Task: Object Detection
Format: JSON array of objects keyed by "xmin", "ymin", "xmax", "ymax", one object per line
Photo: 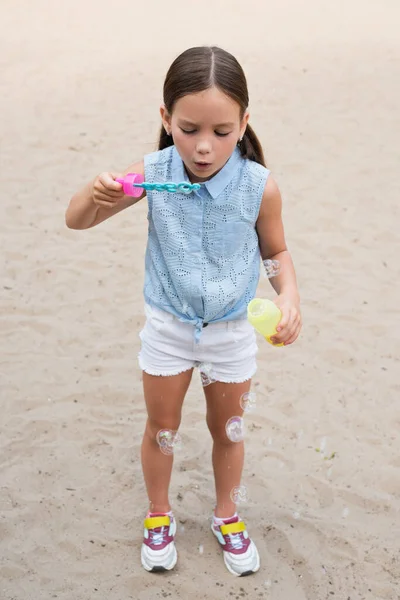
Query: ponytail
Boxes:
[
  {"xmin": 158, "ymin": 126, "xmax": 174, "ymax": 151},
  {"xmin": 238, "ymin": 124, "xmax": 266, "ymax": 167}
]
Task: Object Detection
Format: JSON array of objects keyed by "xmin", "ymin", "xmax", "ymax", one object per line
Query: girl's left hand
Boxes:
[{"xmin": 270, "ymin": 293, "xmax": 302, "ymax": 346}]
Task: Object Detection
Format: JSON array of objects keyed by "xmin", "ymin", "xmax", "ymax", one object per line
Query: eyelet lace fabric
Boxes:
[{"xmin": 143, "ymin": 146, "xmax": 270, "ymax": 336}]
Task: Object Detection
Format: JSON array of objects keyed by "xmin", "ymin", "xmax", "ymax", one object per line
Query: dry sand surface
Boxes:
[{"xmin": 1, "ymin": 1, "xmax": 399, "ymax": 598}]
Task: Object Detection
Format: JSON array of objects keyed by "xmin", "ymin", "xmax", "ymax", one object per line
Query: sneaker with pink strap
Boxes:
[
  {"xmin": 211, "ymin": 515, "xmax": 260, "ymax": 576},
  {"xmin": 141, "ymin": 512, "xmax": 177, "ymax": 572}
]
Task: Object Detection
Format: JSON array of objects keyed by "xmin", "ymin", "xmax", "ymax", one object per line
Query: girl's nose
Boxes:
[{"xmin": 196, "ymin": 139, "xmax": 212, "ymax": 154}]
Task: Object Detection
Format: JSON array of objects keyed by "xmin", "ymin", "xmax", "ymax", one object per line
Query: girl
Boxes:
[{"xmin": 66, "ymin": 46, "xmax": 301, "ymax": 577}]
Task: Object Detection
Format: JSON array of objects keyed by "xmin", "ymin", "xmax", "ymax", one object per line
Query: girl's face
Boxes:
[{"xmin": 161, "ymin": 87, "xmax": 249, "ymax": 183}]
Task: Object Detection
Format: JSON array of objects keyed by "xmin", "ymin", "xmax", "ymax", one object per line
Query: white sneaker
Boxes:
[
  {"xmin": 141, "ymin": 513, "xmax": 177, "ymax": 572},
  {"xmin": 211, "ymin": 515, "xmax": 260, "ymax": 576}
]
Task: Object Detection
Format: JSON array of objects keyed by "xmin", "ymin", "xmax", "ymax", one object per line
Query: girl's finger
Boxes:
[
  {"xmin": 276, "ymin": 309, "xmax": 290, "ymax": 332},
  {"xmin": 98, "ymin": 173, "xmax": 124, "ymax": 191},
  {"xmin": 285, "ymin": 316, "xmax": 301, "ymax": 341},
  {"xmin": 283, "ymin": 324, "xmax": 302, "ymax": 346},
  {"xmin": 271, "ymin": 328, "xmax": 288, "ymax": 344},
  {"xmin": 274, "ymin": 314, "xmax": 299, "ymax": 344},
  {"xmin": 95, "ymin": 185, "xmax": 124, "ymax": 198}
]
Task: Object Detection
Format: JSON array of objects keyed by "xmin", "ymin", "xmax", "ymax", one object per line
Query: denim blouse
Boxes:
[{"xmin": 143, "ymin": 145, "xmax": 270, "ymax": 341}]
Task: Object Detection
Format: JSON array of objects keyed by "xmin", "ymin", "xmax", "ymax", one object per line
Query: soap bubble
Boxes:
[
  {"xmin": 263, "ymin": 259, "xmax": 281, "ymax": 279},
  {"xmin": 225, "ymin": 416, "xmax": 245, "ymax": 442},
  {"xmin": 342, "ymin": 507, "xmax": 349, "ymax": 519},
  {"xmin": 239, "ymin": 391, "xmax": 256, "ymax": 413},
  {"xmin": 319, "ymin": 436, "xmax": 327, "ymax": 455},
  {"xmin": 230, "ymin": 485, "xmax": 249, "ymax": 504},
  {"xmin": 198, "ymin": 544, "xmax": 204, "ymax": 554},
  {"xmin": 200, "ymin": 372, "xmax": 215, "ymax": 387},
  {"xmin": 156, "ymin": 429, "xmax": 182, "ymax": 455},
  {"xmin": 199, "ymin": 362, "xmax": 216, "ymax": 387}
]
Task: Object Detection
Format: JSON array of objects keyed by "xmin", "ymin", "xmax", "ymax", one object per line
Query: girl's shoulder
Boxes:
[
  {"xmin": 239, "ymin": 157, "xmax": 271, "ymax": 197},
  {"xmin": 242, "ymin": 156, "xmax": 270, "ymax": 179}
]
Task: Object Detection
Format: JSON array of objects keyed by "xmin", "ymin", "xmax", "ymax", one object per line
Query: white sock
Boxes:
[
  {"xmin": 147, "ymin": 510, "xmax": 174, "ymax": 518},
  {"xmin": 213, "ymin": 512, "xmax": 237, "ymax": 525}
]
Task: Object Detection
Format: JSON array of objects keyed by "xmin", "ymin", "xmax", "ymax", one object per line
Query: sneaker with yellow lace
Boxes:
[
  {"xmin": 211, "ymin": 514, "xmax": 260, "ymax": 576},
  {"xmin": 141, "ymin": 512, "xmax": 177, "ymax": 572}
]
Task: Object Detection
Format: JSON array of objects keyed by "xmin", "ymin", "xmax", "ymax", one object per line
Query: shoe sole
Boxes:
[
  {"xmin": 141, "ymin": 545, "xmax": 178, "ymax": 573},
  {"xmin": 237, "ymin": 567, "xmax": 259, "ymax": 577},
  {"xmin": 223, "ymin": 554, "xmax": 260, "ymax": 577}
]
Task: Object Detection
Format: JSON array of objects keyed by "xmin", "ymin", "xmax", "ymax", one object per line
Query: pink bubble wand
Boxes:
[{"xmin": 115, "ymin": 173, "xmax": 201, "ymax": 197}]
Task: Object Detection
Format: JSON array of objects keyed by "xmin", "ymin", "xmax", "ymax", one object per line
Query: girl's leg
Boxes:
[
  {"xmin": 204, "ymin": 379, "xmax": 251, "ymax": 517},
  {"xmin": 141, "ymin": 369, "xmax": 193, "ymax": 513}
]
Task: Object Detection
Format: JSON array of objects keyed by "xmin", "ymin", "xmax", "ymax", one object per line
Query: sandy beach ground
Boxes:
[{"xmin": 1, "ymin": 1, "xmax": 399, "ymax": 598}]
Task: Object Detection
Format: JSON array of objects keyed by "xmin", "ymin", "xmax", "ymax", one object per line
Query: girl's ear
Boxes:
[
  {"xmin": 160, "ymin": 104, "xmax": 172, "ymax": 135},
  {"xmin": 240, "ymin": 111, "xmax": 250, "ymax": 139}
]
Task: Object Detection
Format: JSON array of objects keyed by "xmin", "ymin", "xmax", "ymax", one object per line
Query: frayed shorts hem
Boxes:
[
  {"xmin": 138, "ymin": 356, "xmax": 194, "ymax": 378},
  {"xmin": 214, "ymin": 366, "xmax": 257, "ymax": 384},
  {"xmin": 138, "ymin": 355, "xmax": 257, "ymax": 383}
]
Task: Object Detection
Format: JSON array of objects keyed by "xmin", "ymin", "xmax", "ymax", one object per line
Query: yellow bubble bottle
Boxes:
[{"xmin": 247, "ymin": 298, "xmax": 284, "ymax": 346}]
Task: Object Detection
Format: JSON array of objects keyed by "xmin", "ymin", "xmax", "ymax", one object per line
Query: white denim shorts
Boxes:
[{"xmin": 138, "ymin": 304, "xmax": 258, "ymax": 383}]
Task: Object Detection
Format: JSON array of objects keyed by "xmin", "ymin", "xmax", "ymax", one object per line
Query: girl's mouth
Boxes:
[{"xmin": 194, "ymin": 161, "xmax": 212, "ymax": 170}]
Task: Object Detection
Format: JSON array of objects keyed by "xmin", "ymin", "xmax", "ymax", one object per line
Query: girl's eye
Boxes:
[{"xmin": 180, "ymin": 128, "xmax": 231, "ymax": 137}]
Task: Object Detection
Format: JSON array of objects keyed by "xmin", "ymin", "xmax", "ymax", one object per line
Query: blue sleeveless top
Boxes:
[{"xmin": 143, "ymin": 145, "xmax": 270, "ymax": 341}]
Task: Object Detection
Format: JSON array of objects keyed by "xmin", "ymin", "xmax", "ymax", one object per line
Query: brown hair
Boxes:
[{"xmin": 158, "ymin": 46, "xmax": 266, "ymax": 167}]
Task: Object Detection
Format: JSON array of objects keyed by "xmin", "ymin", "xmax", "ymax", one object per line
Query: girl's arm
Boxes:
[
  {"xmin": 65, "ymin": 160, "xmax": 145, "ymax": 230},
  {"xmin": 256, "ymin": 176, "xmax": 301, "ymax": 345}
]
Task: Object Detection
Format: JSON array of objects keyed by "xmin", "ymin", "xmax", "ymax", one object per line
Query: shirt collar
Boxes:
[{"xmin": 171, "ymin": 146, "xmax": 242, "ymax": 199}]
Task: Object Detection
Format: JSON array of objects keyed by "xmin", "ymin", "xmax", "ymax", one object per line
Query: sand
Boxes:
[{"xmin": 1, "ymin": 0, "xmax": 399, "ymax": 598}]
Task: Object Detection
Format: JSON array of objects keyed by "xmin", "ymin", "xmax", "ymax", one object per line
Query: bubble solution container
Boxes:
[{"xmin": 247, "ymin": 298, "xmax": 284, "ymax": 346}]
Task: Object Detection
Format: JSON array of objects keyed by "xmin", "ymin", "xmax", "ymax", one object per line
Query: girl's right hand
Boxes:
[{"xmin": 92, "ymin": 172, "xmax": 125, "ymax": 208}]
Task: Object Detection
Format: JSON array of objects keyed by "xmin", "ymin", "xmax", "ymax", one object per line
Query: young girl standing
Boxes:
[{"xmin": 66, "ymin": 46, "xmax": 301, "ymax": 577}]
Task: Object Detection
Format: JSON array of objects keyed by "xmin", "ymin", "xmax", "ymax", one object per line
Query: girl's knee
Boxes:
[
  {"xmin": 206, "ymin": 412, "xmax": 246, "ymax": 445},
  {"xmin": 145, "ymin": 417, "xmax": 181, "ymax": 441},
  {"xmin": 213, "ymin": 433, "xmax": 243, "ymax": 449},
  {"xmin": 206, "ymin": 421, "xmax": 232, "ymax": 445}
]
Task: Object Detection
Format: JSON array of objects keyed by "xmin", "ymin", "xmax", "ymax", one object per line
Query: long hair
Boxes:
[{"xmin": 158, "ymin": 46, "xmax": 266, "ymax": 167}]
